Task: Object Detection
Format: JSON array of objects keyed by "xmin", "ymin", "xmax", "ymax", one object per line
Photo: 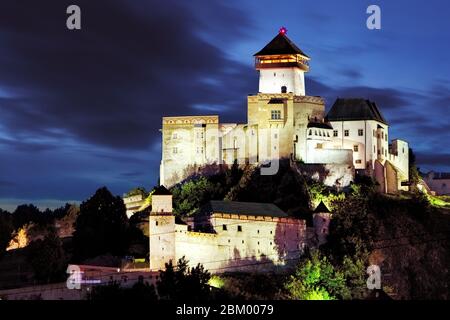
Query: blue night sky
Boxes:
[{"xmin": 0, "ymin": 0, "xmax": 449, "ymax": 211}]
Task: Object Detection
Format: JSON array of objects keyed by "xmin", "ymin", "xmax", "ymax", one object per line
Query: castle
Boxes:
[
  {"xmin": 159, "ymin": 28, "xmax": 410, "ymax": 193},
  {"xmin": 148, "ymin": 185, "xmax": 323, "ymax": 272}
]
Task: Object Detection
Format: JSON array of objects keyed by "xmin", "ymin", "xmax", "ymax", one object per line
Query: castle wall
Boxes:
[
  {"xmin": 151, "ymin": 212, "xmax": 308, "ymax": 273},
  {"xmin": 160, "ymin": 115, "xmax": 220, "ymax": 187}
]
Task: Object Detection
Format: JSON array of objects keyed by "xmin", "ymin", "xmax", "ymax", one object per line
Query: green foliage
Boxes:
[
  {"xmin": 225, "ymin": 163, "xmax": 310, "ymax": 218},
  {"xmin": 408, "ymin": 148, "xmax": 421, "ymax": 192},
  {"xmin": 26, "ymin": 227, "xmax": 67, "ymax": 283},
  {"xmin": 156, "ymin": 257, "xmax": 212, "ymax": 301},
  {"xmin": 0, "ymin": 209, "xmax": 13, "ymax": 258},
  {"xmin": 172, "ymin": 177, "xmax": 224, "ymax": 216},
  {"xmin": 73, "ymin": 187, "xmax": 130, "ymax": 261},
  {"xmin": 285, "ymin": 250, "xmax": 350, "ymax": 300},
  {"xmin": 125, "ymin": 187, "xmax": 149, "ymax": 198},
  {"xmin": 308, "ymin": 182, "xmax": 345, "ymax": 210}
]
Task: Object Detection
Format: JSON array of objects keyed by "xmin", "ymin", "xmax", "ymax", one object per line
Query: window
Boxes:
[
  {"xmin": 385, "ymin": 135, "xmax": 388, "ymax": 142},
  {"xmin": 257, "ymin": 230, "xmax": 260, "ymax": 234},
  {"xmin": 382, "ymin": 132, "xmax": 384, "ymax": 139},
  {"xmin": 242, "ymin": 240, "xmax": 244, "ymax": 244},
  {"xmin": 222, "ymin": 224, "xmax": 227, "ymax": 231},
  {"xmin": 374, "ymin": 146, "xmax": 376, "ymax": 153},
  {"xmin": 319, "ymin": 131, "xmax": 322, "ymax": 136},
  {"xmin": 333, "ymin": 130, "xmax": 338, "ymax": 137},
  {"xmin": 173, "ymin": 147, "xmax": 178, "ymax": 154},
  {"xmin": 197, "ymin": 132, "xmax": 204, "ymax": 139},
  {"xmin": 315, "ymin": 130, "xmax": 318, "ymax": 135},
  {"xmin": 355, "ymin": 159, "xmax": 362, "ymax": 164},
  {"xmin": 237, "ymin": 225, "xmax": 242, "ymax": 232},
  {"xmin": 358, "ymin": 129, "xmax": 364, "ymax": 136},
  {"xmin": 197, "ymin": 147, "xmax": 203, "ymax": 154},
  {"xmin": 344, "ymin": 130, "xmax": 349, "ymax": 137},
  {"xmin": 385, "ymin": 150, "xmax": 387, "ymax": 156},
  {"xmin": 353, "ymin": 145, "xmax": 359, "ymax": 152},
  {"xmin": 271, "ymin": 110, "xmax": 281, "ymax": 120},
  {"xmin": 172, "ymin": 133, "xmax": 178, "ymax": 139},
  {"xmin": 281, "ymin": 85, "xmax": 287, "ymax": 93},
  {"xmin": 327, "ymin": 132, "xmax": 330, "ymax": 137},
  {"xmin": 155, "ymin": 221, "xmax": 158, "ymax": 226},
  {"xmin": 274, "ymin": 133, "xmax": 278, "ymax": 139},
  {"xmin": 308, "ymin": 130, "xmax": 312, "ymax": 136},
  {"xmin": 316, "ymin": 143, "xmax": 323, "ymax": 149}
]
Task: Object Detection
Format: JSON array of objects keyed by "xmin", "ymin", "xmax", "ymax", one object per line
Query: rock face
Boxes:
[{"xmin": 370, "ymin": 204, "xmax": 450, "ymax": 299}]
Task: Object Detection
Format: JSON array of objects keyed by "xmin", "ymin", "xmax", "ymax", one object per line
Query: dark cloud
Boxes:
[
  {"xmin": 415, "ymin": 152, "xmax": 450, "ymax": 171},
  {"xmin": 0, "ymin": 0, "xmax": 255, "ymax": 151}
]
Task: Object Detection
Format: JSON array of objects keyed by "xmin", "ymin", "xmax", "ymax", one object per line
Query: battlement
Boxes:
[{"xmin": 162, "ymin": 115, "xmax": 219, "ymax": 125}]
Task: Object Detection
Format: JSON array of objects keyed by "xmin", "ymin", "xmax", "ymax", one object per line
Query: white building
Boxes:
[
  {"xmin": 148, "ymin": 186, "xmax": 311, "ymax": 273},
  {"xmin": 159, "ymin": 28, "xmax": 410, "ymax": 193}
]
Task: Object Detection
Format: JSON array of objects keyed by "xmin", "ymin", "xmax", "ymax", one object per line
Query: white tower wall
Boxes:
[{"xmin": 259, "ymin": 68, "xmax": 305, "ymax": 95}]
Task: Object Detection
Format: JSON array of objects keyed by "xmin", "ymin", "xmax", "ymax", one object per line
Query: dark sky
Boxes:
[{"xmin": 0, "ymin": 0, "xmax": 449, "ymax": 210}]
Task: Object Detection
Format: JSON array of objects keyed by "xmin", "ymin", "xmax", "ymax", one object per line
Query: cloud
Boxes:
[{"xmin": 0, "ymin": 0, "xmax": 255, "ymax": 151}]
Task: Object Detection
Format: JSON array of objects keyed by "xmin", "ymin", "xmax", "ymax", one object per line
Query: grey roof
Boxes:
[
  {"xmin": 326, "ymin": 98, "xmax": 388, "ymax": 125},
  {"xmin": 313, "ymin": 201, "xmax": 331, "ymax": 213},
  {"xmin": 204, "ymin": 200, "xmax": 288, "ymax": 218},
  {"xmin": 254, "ymin": 33, "xmax": 309, "ymax": 58},
  {"xmin": 153, "ymin": 185, "xmax": 172, "ymax": 195},
  {"xmin": 307, "ymin": 122, "xmax": 333, "ymax": 130}
]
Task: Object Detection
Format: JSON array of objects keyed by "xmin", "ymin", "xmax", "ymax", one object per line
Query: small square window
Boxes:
[
  {"xmin": 355, "ymin": 159, "xmax": 362, "ymax": 164},
  {"xmin": 333, "ymin": 130, "xmax": 338, "ymax": 137},
  {"xmin": 222, "ymin": 224, "xmax": 227, "ymax": 231},
  {"xmin": 237, "ymin": 225, "xmax": 242, "ymax": 232},
  {"xmin": 344, "ymin": 130, "xmax": 349, "ymax": 137},
  {"xmin": 358, "ymin": 129, "xmax": 363, "ymax": 136},
  {"xmin": 353, "ymin": 145, "xmax": 359, "ymax": 152}
]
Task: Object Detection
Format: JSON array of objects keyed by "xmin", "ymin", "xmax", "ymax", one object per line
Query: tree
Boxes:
[
  {"xmin": 72, "ymin": 187, "xmax": 129, "ymax": 260},
  {"xmin": 12, "ymin": 204, "xmax": 42, "ymax": 229},
  {"xmin": 0, "ymin": 209, "xmax": 13, "ymax": 258},
  {"xmin": 88, "ymin": 277, "xmax": 157, "ymax": 300},
  {"xmin": 285, "ymin": 250, "xmax": 350, "ymax": 300},
  {"xmin": 26, "ymin": 227, "xmax": 67, "ymax": 283},
  {"xmin": 157, "ymin": 257, "xmax": 211, "ymax": 301},
  {"xmin": 408, "ymin": 148, "xmax": 421, "ymax": 192},
  {"xmin": 172, "ymin": 177, "xmax": 222, "ymax": 216}
]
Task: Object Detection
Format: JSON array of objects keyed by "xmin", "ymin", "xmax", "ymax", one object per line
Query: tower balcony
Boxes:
[{"xmin": 255, "ymin": 55, "xmax": 309, "ymax": 72}]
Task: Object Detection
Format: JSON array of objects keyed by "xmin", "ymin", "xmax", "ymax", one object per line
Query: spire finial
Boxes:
[{"xmin": 279, "ymin": 26, "xmax": 287, "ymax": 35}]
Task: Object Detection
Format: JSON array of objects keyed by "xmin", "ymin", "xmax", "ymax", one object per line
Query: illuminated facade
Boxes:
[{"xmin": 159, "ymin": 29, "xmax": 409, "ymax": 192}]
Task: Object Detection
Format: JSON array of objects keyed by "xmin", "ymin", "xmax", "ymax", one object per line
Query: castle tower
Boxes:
[
  {"xmin": 312, "ymin": 201, "xmax": 332, "ymax": 246},
  {"xmin": 149, "ymin": 185, "xmax": 176, "ymax": 271},
  {"xmin": 254, "ymin": 27, "xmax": 310, "ymax": 95}
]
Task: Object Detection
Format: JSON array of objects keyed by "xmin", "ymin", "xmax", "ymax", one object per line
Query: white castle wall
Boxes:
[{"xmin": 259, "ymin": 68, "xmax": 305, "ymax": 96}]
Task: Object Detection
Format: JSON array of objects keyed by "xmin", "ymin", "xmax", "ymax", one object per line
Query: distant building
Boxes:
[
  {"xmin": 159, "ymin": 28, "xmax": 409, "ymax": 193},
  {"xmin": 149, "ymin": 186, "xmax": 309, "ymax": 273},
  {"xmin": 123, "ymin": 193, "xmax": 147, "ymax": 218},
  {"xmin": 423, "ymin": 172, "xmax": 450, "ymax": 195}
]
